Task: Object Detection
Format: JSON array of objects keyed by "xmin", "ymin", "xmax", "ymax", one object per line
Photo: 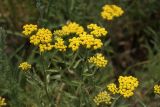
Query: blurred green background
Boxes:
[{"xmin": 0, "ymin": 0, "xmax": 160, "ymax": 107}]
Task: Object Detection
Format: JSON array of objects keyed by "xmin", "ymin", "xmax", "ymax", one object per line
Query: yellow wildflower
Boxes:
[
  {"xmin": 19, "ymin": 62, "xmax": 31, "ymax": 71},
  {"xmin": 93, "ymin": 39, "xmax": 103, "ymax": 50},
  {"xmin": 93, "ymin": 91, "xmax": 111, "ymax": 106},
  {"xmin": 53, "ymin": 30, "xmax": 67, "ymax": 37},
  {"xmin": 39, "ymin": 43, "xmax": 54, "ymax": 52},
  {"xmin": 79, "ymin": 33, "xmax": 103, "ymax": 49},
  {"xmin": 29, "ymin": 28, "xmax": 53, "ymax": 52},
  {"xmin": 154, "ymin": 84, "xmax": 160, "ymax": 94},
  {"xmin": 29, "ymin": 35, "xmax": 40, "ymax": 45},
  {"xmin": 53, "ymin": 37, "xmax": 67, "ymax": 52},
  {"xmin": 68, "ymin": 37, "xmax": 81, "ymax": 51},
  {"xmin": 118, "ymin": 76, "xmax": 139, "ymax": 98},
  {"xmin": 0, "ymin": 97, "xmax": 6, "ymax": 106},
  {"xmin": 22, "ymin": 24, "xmax": 37, "ymax": 36},
  {"xmin": 101, "ymin": 4, "xmax": 124, "ymax": 20},
  {"xmin": 88, "ymin": 53, "xmax": 108, "ymax": 68},
  {"xmin": 107, "ymin": 83, "xmax": 118, "ymax": 94},
  {"xmin": 87, "ymin": 24, "xmax": 108, "ymax": 37},
  {"xmin": 53, "ymin": 22, "xmax": 84, "ymax": 37},
  {"xmin": 30, "ymin": 28, "xmax": 52, "ymax": 45}
]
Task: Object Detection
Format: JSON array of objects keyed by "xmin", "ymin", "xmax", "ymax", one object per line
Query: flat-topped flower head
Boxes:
[
  {"xmin": 118, "ymin": 76, "xmax": 139, "ymax": 98},
  {"xmin": 0, "ymin": 97, "xmax": 6, "ymax": 106},
  {"xmin": 79, "ymin": 33, "xmax": 103, "ymax": 50},
  {"xmin": 154, "ymin": 84, "xmax": 160, "ymax": 95},
  {"xmin": 53, "ymin": 37, "xmax": 67, "ymax": 52},
  {"xmin": 22, "ymin": 24, "xmax": 37, "ymax": 36},
  {"xmin": 88, "ymin": 53, "xmax": 108, "ymax": 68},
  {"xmin": 30, "ymin": 28, "xmax": 53, "ymax": 45},
  {"xmin": 39, "ymin": 43, "xmax": 54, "ymax": 52},
  {"xmin": 19, "ymin": 62, "xmax": 31, "ymax": 71},
  {"xmin": 53, "ymin": 22, "xmax": 84, "ymax": 37},
  {"xmin": 87, "ymin": 23, "xmax": 108, "ymax": 37},
  {"xmin": 101, "ymin": 4, "xmax": 124, "ymax": 20},
  {"xmin": 29, "ymin": 28, "xmax": 53, "ymax": 52},
  {"xmin": 93, "ymin": 91, "xmax": 111, "ymax": 106},
  {"xmin": 68, "ymin": 37, "xmax": 81, "ymax": 51}
]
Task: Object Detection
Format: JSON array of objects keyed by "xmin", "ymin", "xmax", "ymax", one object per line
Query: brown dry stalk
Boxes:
[{"xmin": 55, "ymin": 83, "xmax": 65, "ymax": 107}]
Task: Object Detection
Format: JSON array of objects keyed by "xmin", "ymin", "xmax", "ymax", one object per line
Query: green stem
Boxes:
[
  {"xmin": 68, "ymin": 50, "xmax": 79, "ymax": 69},
  {"xmin": 134, "ymin": 95, "xmax": 147, "ymax": 107},
  {"xmin": 111, "ymin": 96, "xmax": 121, "ymax": 107},
  {"xmin": 26, "ymin": 71, "xmax": 42, "ymax": 86},
  {"xmin": 144, "ymin": 80, "xmax": 160, "ymax": 95},
  {"xmin": 125, "ymin": 60, "xmax": 149, "ymax": 73},
  {"xmin": 40, "ymin": 53, "xmax": 51, "ymax": 102}
]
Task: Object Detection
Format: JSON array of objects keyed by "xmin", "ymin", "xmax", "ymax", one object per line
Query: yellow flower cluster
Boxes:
[
  {"xmin": 22, "ymin": 24, "xmax": 54, "ymax": 52},
  {"xmin": 106, "ymin": 76, "xmax": 139, "ymax": 98},
  {"xmin": 0, "ymin": 97, "xmax": 6, "ymax": 106},
  {"xmin": 118, "ymin": 76, "xmax": 139, "ymax": 98},
  {"xmin": 80, "ymin": 33, "xmax": 103, "ymax": 49},
  {"xmin": 154, "ymin": 84, "xmax": 160, "ymax": 94},
  {"xmin": 68, "ymin": 37, "xmax": 81, "ymax": 51},
  {"xmin": 101, "ymin": 4, "xmax": 124, "ymax": 20},
  {"xmin": 53, "ymin": 22, "xmax": 84, "ymax": 36},
  {"xmin": 53, "ymin": 37, "xmax": 67, "ymax": 52},
  {"xmin": 88, "ymin": 53, "xmax": 108, "ymax": 67},
  {"xmin": 22, "ymin": 22, "xmax": 107, "ymax": 52},
  {"xmin": 93, "ymin": 91, "xmax": 111, "ymax": 106},
  {"xmin": 68, "ymin": 33, "xmax": 103, "ymax": 51},
  {"xmin": 30, "ymin": 28, "xmax": 53, "ymax": 52},
  {"xmin": 19, "ymin": 62, "xmax": 31, "ymax": 71},
  {"xmin": 107, "ymin": 83, "xmax": 118, "ymax": 94},
  {"xmin": 39, "ymin": 43, "xmax": 54, "ymax": 52},
  {"xmin": 87, "ymin": 24, "xmax": 108, "ymax": 37},
  {"xmin": 30, "ymin": 28, "xmax": 52, "ymax": 45},
  {"xmin": 22, "ymin": 24, "xmax": 37, "ymax": 36}
]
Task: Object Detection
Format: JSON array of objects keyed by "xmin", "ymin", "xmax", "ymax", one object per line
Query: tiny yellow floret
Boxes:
[
  {"xmin": 19, "ymin": 62, "xmax": 31, "ymax": 71},
  {"xmin": 93, "ymin": 91, "xmax": 111, "ymax": 106},
  {"xmin": 0, "ymin": 97, "xmax": 6, "ymax": 106}
]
